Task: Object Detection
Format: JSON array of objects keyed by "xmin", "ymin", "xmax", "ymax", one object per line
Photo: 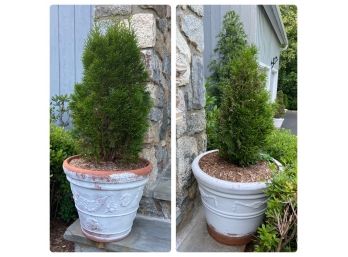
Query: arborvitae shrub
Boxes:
[
  {"xmin": 70, "ymin": 22, "xmax": 151, "ymax": 163},
  {"xmin": 207, "ymin": 11, "xmax": 247, "ymax": 106},
  {"xmin": 217, "ymin": 46, "xmax": 274, "ymax": 166},
  {"xmin": 205, "ymin": 10, "xmax": 248, "ymax": 150}
]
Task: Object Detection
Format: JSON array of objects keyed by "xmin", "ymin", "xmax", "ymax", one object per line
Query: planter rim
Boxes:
[
  {"xmin": 63, "ymin": 155, "xmax": 152, "ymax": 177},
  {"xmin": 192, "ymin": 150, "xmax": 283, "ymax": 192}
]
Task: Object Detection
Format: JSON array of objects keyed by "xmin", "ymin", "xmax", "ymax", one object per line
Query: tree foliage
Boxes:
[
  {"xmin": 278, "ymin": 5, "xmax": 297, "ymax": 110},
  {"xmin": 70, "ymin": 21, "xmax": 152, "ymax": 163},
  {"xmin": 217, "ymin": 46, "xmax": 274, "ymax": 166}
]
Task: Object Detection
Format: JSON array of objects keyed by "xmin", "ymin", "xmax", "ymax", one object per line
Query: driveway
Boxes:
[{"xmin": 281, "ymin": 110, "xmax": 297, "ymax": 135}]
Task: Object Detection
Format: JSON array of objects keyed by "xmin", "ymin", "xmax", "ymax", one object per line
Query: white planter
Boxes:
[
  {"xmin": 192, "ymin": 150, "xmax": 282, "ymax": 245},
  {"xmin": 273, "ymin": 117, "xmax": 284, "ymax": 128},
  {"xmin": 63, "ymin": 156, "xmax": 152, "ymax": 242}
]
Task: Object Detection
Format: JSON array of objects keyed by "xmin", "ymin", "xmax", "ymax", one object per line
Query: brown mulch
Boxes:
[
  {"xmin": 70, "ymin": 157, "xmax": 148, "ymax": 171},
  {"xmin": 199, "ymin": 152, "xmax": 272, "ymax": 183},
  {"xmin": 50, "ymin": 219, "xmax": 74, "ymax": 252}
]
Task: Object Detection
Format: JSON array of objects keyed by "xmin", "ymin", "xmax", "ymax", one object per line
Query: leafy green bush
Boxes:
[
  {"xmin": 50, "ymin": 94, "xmax": 71, "ymax": 128},
  {"xmin": 255, "ymin": 165, "xmax": 297, "ymax": 252},
  {"xmin": 263, "ymin": 129, "xmax": 297, "ymax": 166},
  {"xmin": 70, "ymin": 21, "xmax": 151, "ymax": 163},
  {"xmin": 207, "ymin": 10, "xmax": 247, "ymax": 106},
  {"xmin": 255, "ymin": 129, "xmax": 297, "ymax": 252},
  {"xmin": 217, "ymin": 46, "xmax": 274, "ymax": 166},
  {"xmin": 50, "ymin": 123, "xmax": 77, "ymax": 223}
]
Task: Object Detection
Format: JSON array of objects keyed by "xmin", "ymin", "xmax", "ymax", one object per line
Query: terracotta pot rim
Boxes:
[{"xmin": 63, "ymin": 155, "xmax": 152, "ymax": 176}]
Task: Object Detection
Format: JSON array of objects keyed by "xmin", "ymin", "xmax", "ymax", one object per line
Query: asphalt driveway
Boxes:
[{"xmin": 281, "ymin": 110, "xmax": 297, "ymax": 135}]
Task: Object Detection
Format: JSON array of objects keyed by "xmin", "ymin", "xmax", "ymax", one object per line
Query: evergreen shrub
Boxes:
[
  {"xmin": 207, "ymin": 11, "xmax": 247, "ymax": 106},
  {"xmin": 205, "ymin": 11, "xmax": 246, "ymax": 150},
  {"xmin": 217, "ymin": 46, "xmax": 274, "ymax": 166},
  {"xmin": 70, "ymin": 21, "xmax": 152, "ymax": 163}
]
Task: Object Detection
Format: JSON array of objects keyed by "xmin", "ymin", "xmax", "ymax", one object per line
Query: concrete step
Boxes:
[
  {"xmin": 64, "ymin": 215, "xmax": 171, "ymax": 252},
  {"xmin": 143, "ymin": 176, "xmax": 171, "ymax": 201},
  {"xmin": 176, "ymin": 204, "xmax": 246, "ymax": 252}
]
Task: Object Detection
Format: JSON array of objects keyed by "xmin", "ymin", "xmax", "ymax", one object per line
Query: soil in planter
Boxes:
[
  {"xmin": 70, "ymin": 157, "xmax": 148, "ymax": 171},
  {"xmin": 50, "ymin": 219, "xmax": 74, "ymax": 252},
  {"xmin": 199, "ymin": 152, "xmax": 272, "ymax": 183}
]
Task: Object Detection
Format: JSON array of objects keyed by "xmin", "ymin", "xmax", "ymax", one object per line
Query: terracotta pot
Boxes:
[
  {"xmin": 63, "ymin": 155, "xmax": 152, "ymax": 242},
  {"xmin": 192, "ymin": 150, "xmax": 282, "ymax": 245}
]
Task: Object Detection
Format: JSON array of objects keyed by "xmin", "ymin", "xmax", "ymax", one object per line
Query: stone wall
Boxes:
[
  {"xmin": 176, "ymin": 5, "xmax": 207, "ymax": 227},
  {"xmin": 94, "ymin": 5, "xmax": 171, "ymax": 219}
]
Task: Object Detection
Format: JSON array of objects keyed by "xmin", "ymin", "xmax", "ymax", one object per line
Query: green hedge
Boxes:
[
  {"xmin": 50, "ymin": 124, "xmax": 77, "ymax": 223},
  {"xmin": 255, "ymin": 129, "xmax": 297, "ymax": 252},
  {"xmin": 263, "ymin": 129, "xmax": 297, "ymax": 166}
]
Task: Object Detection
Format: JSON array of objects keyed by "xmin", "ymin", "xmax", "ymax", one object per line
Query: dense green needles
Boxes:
[{"xmin": 70, "ymin": 22, "xmax": 152, "ymax": 163}]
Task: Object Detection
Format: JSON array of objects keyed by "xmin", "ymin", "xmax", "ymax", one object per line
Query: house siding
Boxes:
[
  {"xmin": 203, "ymin": 5, "xmax": 282, "ymax": 78},
  {"xmin": 256, "ymin": 6, "xmax": 281, "ymax": 70},
  {"xmin": 50, "ymin": 5, "xmax": 93, "ymax": 97}
]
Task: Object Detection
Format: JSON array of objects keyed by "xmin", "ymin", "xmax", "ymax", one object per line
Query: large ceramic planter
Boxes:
[
  {"xmin": 273, "ymin": 117, "xmax": 284, "ymax": 128},
  {"xmin": 63, "ymin": 155, "xmax": 152, "ymax": 242},
  {"xmin": 192, "ymin": 150, "xmax": 282, "ymax": 245}
]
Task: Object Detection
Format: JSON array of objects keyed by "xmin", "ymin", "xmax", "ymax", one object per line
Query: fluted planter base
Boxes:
[
  {"xmin": 63, "ymin": 155, "xmax": 152, "ymax": 243},
  {"xmin": 192, "ymin": 150, "xmax": 282, "ymax": 246}
]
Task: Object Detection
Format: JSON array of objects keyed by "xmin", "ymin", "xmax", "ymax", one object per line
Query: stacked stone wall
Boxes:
[{"xmin": 176, "ymin": 5, "xmax": 206, "ymax": 226}]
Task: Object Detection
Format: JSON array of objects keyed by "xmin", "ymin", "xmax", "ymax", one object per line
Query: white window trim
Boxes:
[
  {"xmin": 270, "ymin": 68, "xmax": 279, "ymax": 102},
  {"xmin": 258, "ymin": 61, "xmax": 271, "ymax": 91}
]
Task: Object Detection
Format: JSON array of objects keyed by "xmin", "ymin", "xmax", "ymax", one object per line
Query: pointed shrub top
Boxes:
[
  {"xmin": 69, "ymin": 21, "xmax": 152, "ymax": 163},
  {"xmin": 207, "ymin": 10, "xmax": 248, "ymax": 106}
]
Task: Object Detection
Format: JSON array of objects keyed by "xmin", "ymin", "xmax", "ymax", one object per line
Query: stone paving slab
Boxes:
[
  {"xmin": 64, "ymin": 215, "xmax": 170, "ymax": 252},
  {"xmin": 177, "ymin": 205, "xmax": 245, "ymax": 252},
  {"xmin": 153, "ymin": 177, "xmax": 171, "ymax": 201}
]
